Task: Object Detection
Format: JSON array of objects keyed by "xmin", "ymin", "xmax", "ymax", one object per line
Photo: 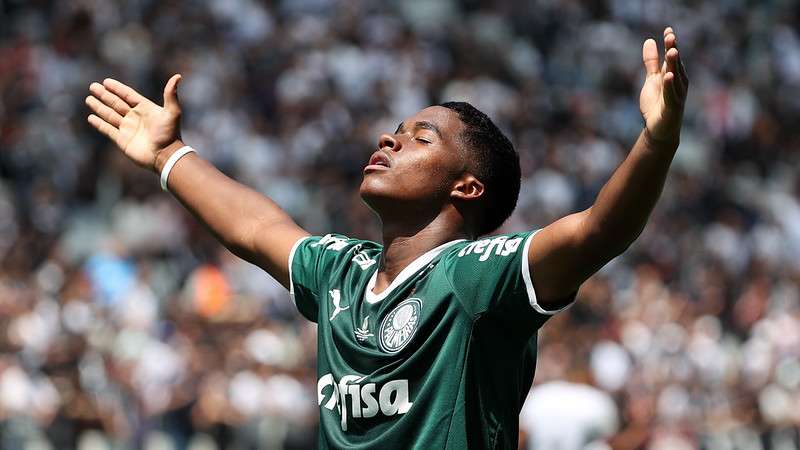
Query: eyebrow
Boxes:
[{"xmin": 395, "ymin": 120, "xmax": 444, "ymax": 140}]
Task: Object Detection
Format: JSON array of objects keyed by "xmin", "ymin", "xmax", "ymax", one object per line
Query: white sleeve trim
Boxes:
[
  {"xmin": 287, "ymin": 235, "xmax": 311, "ymax": 305},
  {"xmin": 521, "ymin": 230, "xmax": 575, "ymax": 316}
]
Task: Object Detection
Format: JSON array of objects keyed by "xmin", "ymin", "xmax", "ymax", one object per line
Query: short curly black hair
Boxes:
[{"xmin": 438, "ymin": 102, "xmax": 521, "ymax": 236}]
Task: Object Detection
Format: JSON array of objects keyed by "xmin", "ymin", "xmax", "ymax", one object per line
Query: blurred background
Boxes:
[{"xmin": 1, "ymin": 0, "xmax": 799, "ymax": 449}]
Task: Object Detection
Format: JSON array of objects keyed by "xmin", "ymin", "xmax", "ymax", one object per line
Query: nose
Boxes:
[{"xmin": 378, "ymin": 133, "xmax": 402, "ymax": 152}]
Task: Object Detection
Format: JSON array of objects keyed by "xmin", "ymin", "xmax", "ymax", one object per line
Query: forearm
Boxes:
[
  {"xmin": 584, "ymin": 129, "xmax": 677, "ymax": 256},
  {"xmin": 154, "ymin": 141, "xmax": 302, "ymax": 276},
  {"xmin": 85, "ymin": 76, "xmax": 308, "ymax": 287},
  {"xmin": 528, "ymin": 27, "xmax": 687, "ymax": 305}
]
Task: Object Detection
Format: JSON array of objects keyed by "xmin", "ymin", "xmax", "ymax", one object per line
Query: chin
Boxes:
[
  {"xmin": 360, "ymin": 179, "xmax": 388, "ymax": 211},
  {"xmin": 360, "ymin": 176, "xmax": 408, "ymax": 216}
]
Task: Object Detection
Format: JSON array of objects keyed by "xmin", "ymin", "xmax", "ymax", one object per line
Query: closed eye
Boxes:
[{"xmin": 416, "ymin": 137, "xmax": 432, "ymax": 144}]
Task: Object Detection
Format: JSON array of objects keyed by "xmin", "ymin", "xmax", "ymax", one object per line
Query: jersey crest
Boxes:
[{"xmin": 379, "ymin": 298, "xmax": 422, "ymax": 353}]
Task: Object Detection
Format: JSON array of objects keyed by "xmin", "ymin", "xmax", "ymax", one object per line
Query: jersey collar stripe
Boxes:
[
  {"xmin": 288, "ymin": 235, "xmax": 312, "ymax": 306},
  {"xmin": 365, "ymin": 239, "xmax": 466, "ymax": 304},
  {"xmin": 521, "ymin": 229, "xmax": 574, "ymax": 315}
]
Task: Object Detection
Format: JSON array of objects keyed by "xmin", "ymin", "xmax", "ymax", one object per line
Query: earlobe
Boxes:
[{"xmin": 452, "ymin": 176, "xmax": 484, "ymax": 201}]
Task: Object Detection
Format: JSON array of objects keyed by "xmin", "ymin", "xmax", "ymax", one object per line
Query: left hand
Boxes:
[
  {"xmin": 639, "ymin": 27, "xmax": 689, "ymax": 145},
  {"xmin": 86, "ymin": 75, "xmax": 183, "ymax": 173}
]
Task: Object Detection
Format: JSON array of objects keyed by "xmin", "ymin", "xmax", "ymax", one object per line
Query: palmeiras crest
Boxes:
[{"xmin": 378, "ymin": 298, "xmax": 422, "ymax": 353}]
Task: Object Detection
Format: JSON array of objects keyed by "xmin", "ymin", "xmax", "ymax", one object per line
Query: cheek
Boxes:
[
  {"xmin": 401, "ymin": 158, "xmax": 452, "ymax": 196},
  {"xmin": 415, "ymin": 156, "xmax": 460, "ymax": 193}
]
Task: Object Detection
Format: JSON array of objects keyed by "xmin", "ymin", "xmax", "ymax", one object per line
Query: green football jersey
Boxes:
[{"xmin": 289, "ymin": 231, "xmax": 573, "ymax": 449}]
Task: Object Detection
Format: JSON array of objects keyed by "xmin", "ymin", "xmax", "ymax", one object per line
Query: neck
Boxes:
[{"xmin": 374, "ymin": 213, "xmax": 468, "ymax": 294}]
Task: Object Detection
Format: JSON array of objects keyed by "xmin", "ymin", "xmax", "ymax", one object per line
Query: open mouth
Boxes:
[{"xmin": 364, "ymin": 151, "xmax": 391, "ymax": 171}]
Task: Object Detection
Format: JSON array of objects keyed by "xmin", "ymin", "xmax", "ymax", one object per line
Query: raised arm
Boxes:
[
  {"xmin": 85, "ymin": 75, "xmax": 308, "ymax": 288},
  {"xmin": 529, "ymin": 27, "xmax": 689, "ymax": 306}
]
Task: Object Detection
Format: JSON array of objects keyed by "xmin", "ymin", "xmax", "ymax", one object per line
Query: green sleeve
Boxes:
[
  {"xmin": 442, "ymin": 230, "xmax": 576, "ymax": 331},
  {"xmin": 289, "ymin": 234, "xmax": 362, "ymax": 322}
]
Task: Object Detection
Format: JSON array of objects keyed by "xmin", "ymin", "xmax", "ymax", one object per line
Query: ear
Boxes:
[{"xmin": 451, "ymin": 174, "xmax": 484, "ymax": 201}]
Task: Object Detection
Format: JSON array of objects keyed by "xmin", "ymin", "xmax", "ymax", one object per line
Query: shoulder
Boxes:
[
  {"xmin": 293, "ymin": 233, "xmax": 382, "ymax": 270},
  {"xmin": 436, "ymin": 231, "xmax": 534, "ymax": 297},
  {"xmin": 443, "ymin": 231, "xmax": 532, "ymax": 264},
  {"xmin": 435, "ymin": 231, "xmax": 540, "ymax": 320},
  {"xmin": 300, "ymin": 234, "xmax": 380, "ymax": 253}
]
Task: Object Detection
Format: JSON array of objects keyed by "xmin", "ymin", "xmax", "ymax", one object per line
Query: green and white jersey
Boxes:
[{"xmin": 289, "ymin": 231, "xmax": 574, "ymax": 449}]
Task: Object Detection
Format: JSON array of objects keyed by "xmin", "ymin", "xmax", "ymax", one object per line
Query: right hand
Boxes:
[
  {"xmin": 638, "ymin": 27, "xmax": 688, "ymax": 147},
  {"xmin": 86, "ymin": 74, "xmax": 183, "ymax": 172}
]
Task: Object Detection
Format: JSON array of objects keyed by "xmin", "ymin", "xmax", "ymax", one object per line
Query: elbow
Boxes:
[
  {"xmin": 216, "ymin": 223, "xmax": 260, "ymax": 263},
  {"xmin": 608, "ymin": 238, "xmax": 636, "ymax": 259},
  {"xmin": 217, "ymin": 235, "xmax": 255, "ymax": 263}
]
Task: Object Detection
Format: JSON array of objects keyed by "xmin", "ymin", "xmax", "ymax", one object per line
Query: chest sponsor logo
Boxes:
[
  {"xmin": 378, "ymin": 298, "xmax": 421, "ymax": 353},
  {"xmin": 457, "ymin": 236, "xmax": 523, "ymax": 261},
  {"xmin": 317, "ymin": 373, "xmax": 413, "ymax": 431},
  {"xmin": 329, "ymin": 289, "xmax": 349, "ymax": 321}
]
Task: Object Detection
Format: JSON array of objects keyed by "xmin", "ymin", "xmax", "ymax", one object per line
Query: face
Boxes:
[{"xmin": 359, "ymin": 106, "xmax": 469, "ymax": 218}]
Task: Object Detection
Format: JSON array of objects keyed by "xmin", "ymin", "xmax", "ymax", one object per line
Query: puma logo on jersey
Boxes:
[
  {"xmin": 312, "ymin": 234, "xmax": 349, "ymax": 251},
  {"xmin": 329, "ymin": 289, "xmax": 349, "ymax": 321},
  {"xmin": 457, "ymin": 236, "xmax": 523, "ymax": 261},
  {"xmin": 317, "ymin": 373, "xmax": 413, "ymax": 431},
  {"xmin": 355, "ymin": 316, "xmax": 374, "ymax": 342}
]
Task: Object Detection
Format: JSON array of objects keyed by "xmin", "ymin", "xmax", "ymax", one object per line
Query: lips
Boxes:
[{"xmin": 364, "ymin": 151, "xmax": 391, "ymax": 171}]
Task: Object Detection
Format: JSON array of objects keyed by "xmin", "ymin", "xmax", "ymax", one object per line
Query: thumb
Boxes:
[
  {"xmin": 163, "ymin": 74, "xmax": 182, "ymax": 114},
  {"xmin": 642, "ymin": 38, "xmax": 660, "ymax": 76}
]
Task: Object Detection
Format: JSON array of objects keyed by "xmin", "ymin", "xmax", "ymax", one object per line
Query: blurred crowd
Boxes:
[{"xmin": 1, "ymin": 0, "xmax": 799, "ymax": 449}]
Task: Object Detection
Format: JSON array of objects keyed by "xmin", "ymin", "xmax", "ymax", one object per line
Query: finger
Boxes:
[
  {"xmin": 665, "ymin": 48, "xmax": 679, "ymax": 82},
  {"xmin": 663, "ymin": 72, "xmax": 682, "ymax": 107},
  {"xmin": 678, "ymin": 57, "xmax": 689, "ymax": 88},
  {"xmin": 665, "ymin": 30, "xmax": 689, "ymax": 89},
  {"xmin": 163, "ymin": 74, "xmax": 182, "ymax": 115},
  {"xmin": 85, "ymin": 95, "xmax": 123, "ymax": 127},
  {"xmin": 674, "ymin": 44, "xmax": 688, "ymax": 87},
  {"xmin": 88, "ymin": 114, "xmax": 120, "ymax": 142},
  {"xmin": 90, "ymin": 82, "xmax": 130, "ymax": 116},
  {"xmin": 665, "ymin": 30, "xmax": 676, "ymax": 52},
  {"xmin": 642, "ymin": 38, "xmax": 660, "ymax": 75},
  {"xmin": 665, "ymin": 48, "xmax": 687, "ymax": 97},
  {"xmin": 102, "ymin": 78, "xmax": 146, "ymax": 107}
]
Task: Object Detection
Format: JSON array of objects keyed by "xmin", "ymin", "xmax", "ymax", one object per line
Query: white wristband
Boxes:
[{"xmin": 160, "ymin": 146, "xmax": 196, "ymax": 192}]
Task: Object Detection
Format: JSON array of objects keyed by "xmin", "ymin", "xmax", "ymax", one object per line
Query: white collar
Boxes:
[{"xmin": 365, "ymin": 239, "xmax": 465, "ymax": 304}]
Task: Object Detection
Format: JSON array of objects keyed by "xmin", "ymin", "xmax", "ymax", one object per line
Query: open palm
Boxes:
[
  {"xmin": 639, "ymin": 27, "xmax": 689, "ymax": 144},
  {"xmin": 86, "ymin": 75, "xmax": 182, "ymax": 171}
]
